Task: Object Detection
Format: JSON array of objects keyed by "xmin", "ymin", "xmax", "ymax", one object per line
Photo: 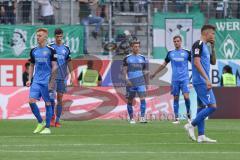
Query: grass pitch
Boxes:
[{"xmin": 0, "ymin": 119, "xmax": 240, "ymax": 160}]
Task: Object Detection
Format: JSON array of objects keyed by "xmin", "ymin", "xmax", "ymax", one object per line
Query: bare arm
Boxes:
[
  {"xmin": 194, "ymin": 57, "xmax": 212, "ymax": 89},
  {"xmin": 210, "ymin": 44, "xmax": 216, "ymax": 65},
  {"xmin": 67, "ymin": 60, "xmax": 76, "ymax": 85},
  {"xmin": 26, "ymin": 63, "xmax": 34, "ymax": 87},
  {"xmin": 143, "ymin": 70, "xmax": 149, "ymax": 86},
  {"xmin": 150, "ymin": 62, "xmax": 167, "ymax": 79},
  {"xmin": 123, "ymin": 66, "xmax": 132, "ymax": 86},
  {"xmin": 123, "ymin": 66, "xmax": 128, "ymax": 80},
  {"xmin": 49, "ymin": 61, "xmax": 58, "ymax": 90}
]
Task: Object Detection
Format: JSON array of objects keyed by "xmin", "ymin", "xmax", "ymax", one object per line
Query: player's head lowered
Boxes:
[
  {"xmin": 36, "ymin": 28, "xmax": 48, "ymax": 46},
  {"xmin": 54, "ymin": 28, "xmax": 64, "ymax": 45},
  {"xmin": 130, "ymin": 39, "xmax": 140, "ymax": 54},
  {"xmin": 173, "ymin": 35, "xmax": 182, "ymax": 50},
  {"xmin": 201, "ymin": 24, "xmax": 216, "ymax": 44}
]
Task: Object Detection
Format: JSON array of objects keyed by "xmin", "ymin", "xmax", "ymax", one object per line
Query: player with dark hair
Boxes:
[
  {"xmin": 184, "ymin": 24, "xmax": 217, "ymax": 143},
  {"xmin": 123, "ymin": 39, "xmax": 148, "ymax": 124},
  {"xmin": 151, "ymin": 35, "xmax": 191, "ymax": 124},
  {"xmin": 49, "ymin": 28, "xmax": 75, "ymax": 127}
]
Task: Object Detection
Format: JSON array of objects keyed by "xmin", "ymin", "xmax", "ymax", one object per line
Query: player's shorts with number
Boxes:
[{"xmin": 193, "ymin": 84, "xmax": 216, "ymax": 105}]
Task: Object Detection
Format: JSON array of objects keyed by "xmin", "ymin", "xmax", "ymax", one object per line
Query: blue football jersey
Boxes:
[
  {"xmin": 123, "ymin": 53, "xmax": 147, "ymax": 86},
  {"xmin": 165, "ymin": 49, "xmax": 191, "ymax": 82},
  {"xmin": 50, "ymin": 43, "xmax": 71, "ymax": 80},
  {"xmin": 30, "ymin": 45, "xmax": 57, "ymax": 85},
  {"xmin": 191, "ymin": 40, "xmax": 211, "ymax": 85}
]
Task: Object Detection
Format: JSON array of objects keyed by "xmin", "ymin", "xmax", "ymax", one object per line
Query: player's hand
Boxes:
[
  {"xmin": 26, "ymin": 81, "xmax": 31, "ymax": 87},
  {"xmin": 150, "ymin": 74, "xmax": 155, "ymax": 80},
  {"xmin": 126, "ymin": 79, "xmax": 133, "ymax": 86},
  {"xmin": 206, "ymin": 80, "xmax": 212, "ymax": 90}
]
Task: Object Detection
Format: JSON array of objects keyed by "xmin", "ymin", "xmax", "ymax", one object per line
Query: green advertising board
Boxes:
[
  {"xmin": 0, "ymin": 25, "xmax": 84, "ymax": 58},
  {"xmin": 209, "ymin": 19, "xmax": 240, "ymax": 59},
  {"xmin": 153, "ymin": 12, "xmax": 205, "ymax": 59}
]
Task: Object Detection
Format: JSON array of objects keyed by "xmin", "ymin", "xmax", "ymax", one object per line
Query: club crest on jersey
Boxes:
[
  {"xmin": 195, "ymin": 48, "xmax": 200, "ymax": 55},
  {"xmin": 180, "ymin": 52, "xmax": 185, "ymax": 56},
  {"xmin": 43, "ymin": 51, "xmax": 48, "ymax": 55},
  {"xmin": 62, "ymin": 49, "xmax": 66, "ymax": 54}
]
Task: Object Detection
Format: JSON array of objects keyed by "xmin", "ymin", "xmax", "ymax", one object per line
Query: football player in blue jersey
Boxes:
[
  {"xmin": 49, "ymin": 28, "xmax": 76, "ymax": 127},
  {"xmin": 123, "ymin": 39, "xmax": 148, "ymax": 124},
  {"xmin": 150, "ymin": 35, "xmax": 191, "ymax": 124},
  {"xmin": 184, "ymin": 24, "xmax": 217, "ymax": 143},
  {"xmin": 26, "ymin": 28, "xmax": 57, "ymax": 134}
]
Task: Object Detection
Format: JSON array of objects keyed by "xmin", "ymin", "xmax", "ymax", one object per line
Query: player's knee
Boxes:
[
  {"xmin": 57, "ymin": 98, "xmax": 63, "ymax": 106},
  {"xmin": 127, "ymin": 102, "xmax": 132, "ymax": 106},
  {"xmin": 183, "ymin": 94, "xmax": 189, "ymax": 99},
  {"xmin": 140, "ymin": 98, "xmax": 146, "ymax": 102},
  {"xmin": 29, "ymin": 98, "xmax": 36, "ymax": 104},
  {"xmin": 57, "ymin": 101, "xmax": 63, "ymax": 106},
  {"xmin": 209, "ymin": 103, "xmax": 217, "ymax": 108},
  {"xmin": 128, "ymin": 99, "xmax": 133, "ymax": 104},
  {"xmin": 174, "ymin": 96, "xmax": 179, "ymax": 101},
  {"xmin": 57, "ymin": 96, "xmax": 63, "ymax": 101},
  {"xmin": 140, "ymin": 97, "xmax": 145, "ymax": 101},
  {"xmin": 45, "ymin": 102, "xmax": 51, "ymax": 106},
  {"xmin": 57, "ymin": 93, "xmax": 63, "ymax": 99}
]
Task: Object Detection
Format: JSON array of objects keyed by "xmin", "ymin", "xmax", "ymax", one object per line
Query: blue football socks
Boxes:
[
  {"xmin": 56, "ymin": 105, "xmax": 63, "ymax": 123},
  {"xmin": 30, "ymin": 103, "xmax": 43, "ymax": 123},
  {"xmin": 127, "ymin": 103, "xmax": 133, "ymax": 119},
  {"xmin": 45, "ymin": 105, "xmax": 53, "ymax": 128},
  {"xmin": 184, "ymin": 98, "xmax": 191, "ymax": 119},
  {"xmin": 140, "ymin": 99, "xmax": 146, "ymax": 117},
  {"xmin": 173, "ymin": 99, "xmax": 179, "ymax": 119},
  {"xmin": 192, "ymin": 107, "xmax": 216, "ymax": 127}
]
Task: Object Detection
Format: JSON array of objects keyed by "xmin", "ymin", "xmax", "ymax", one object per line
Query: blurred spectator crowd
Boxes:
[{"xmin": 0, "ymin": 0, "xmax": 239, "ymax": 25}]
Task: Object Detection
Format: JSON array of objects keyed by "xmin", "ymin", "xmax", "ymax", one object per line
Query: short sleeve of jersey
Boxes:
[
  {"xmin": 65, "ymin": 45, "xmax": 71, "ymax": 60},
  {"xmin": 192, "ymin": 40, "xmax": 203, "ymax": 58},
  {"xmin": 29, "ymin": 48, "xmax": 35, "ymax": 64},
  {"xmin": 123, "ymin": 56, "xmax": 128, "ymax": 67},
  {"xmin": 184, "ymin": 49, "xmax": 191, "ymax": 62},
  {"xmin": 164, "ymin": 52, "xmax": 171, "ymax": 63},
  {"xmin": 49, "ymin": 47, "xmax": 57, "ymax": 61},
  {"xmin": 142, "ymin": 56, "xmax": 147, "ymax": 71}
]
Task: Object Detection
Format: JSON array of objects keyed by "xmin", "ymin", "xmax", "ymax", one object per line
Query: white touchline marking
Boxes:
[
  {"xmin": 1, "ymin": 142, "xmax": 240, "ymax": 147},
  {"xmin": 0, "ymin": 150, "xmax": 240, "ymax": 154},
  {"xmin": 0, "ymin": 131, "xmax": 238, "ymax": 138}
]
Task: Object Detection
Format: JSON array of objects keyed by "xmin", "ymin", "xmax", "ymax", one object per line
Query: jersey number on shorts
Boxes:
[{"xmin": 207, "ymin": 94, "xmax": 210, "ymax": 102}]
